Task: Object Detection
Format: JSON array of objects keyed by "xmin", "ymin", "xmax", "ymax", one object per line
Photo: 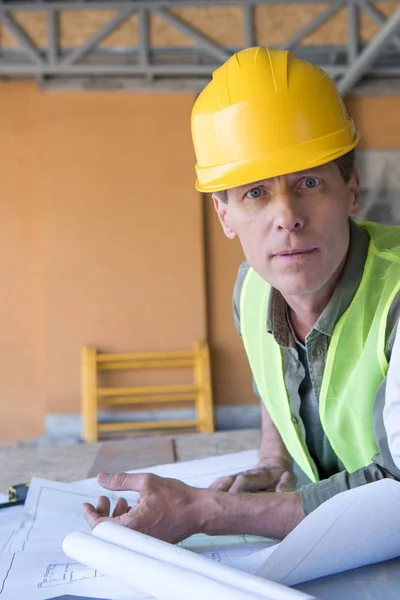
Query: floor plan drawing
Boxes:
[
  {"xmin": 38, "ymin": 562, "xmax": 101, "ymax": 588},
  {"xmin": 0, "ymin": 451, "xmax": 269, "ymax": 600}
]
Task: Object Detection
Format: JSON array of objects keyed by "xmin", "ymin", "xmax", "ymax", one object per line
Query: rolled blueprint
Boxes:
[
  {"xmin": 63, "ymin": 528, "xmax": 314, "ymax": 600},
  {"xmin": 92, "ymin": 522, "xmax": 312, "ymax": 600}
]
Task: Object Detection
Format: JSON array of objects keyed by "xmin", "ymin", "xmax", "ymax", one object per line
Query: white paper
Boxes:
[
  {"xmin": 232, "ymin": 545, "xmax": 278, "ymax": 574},
  {"xmin": 233, "ymin": 479, "xmax": 400, "ymax": 586},
  {"xmin": 0, "ymin": 505, "xmax": 23, "ymax": 554},
  {"xmin": 91, "ymin": 522, "xmax": 301, "ymax": 600},
  {"xmin": 0, "ymin": 546, "xmax": 140, "ymax": 600},
  {"xmin": 4, "ymin": 451, "xmax": 400, "ymax": 600},
  {"xmin": 64, "ymin": 532, "xmax": 266, "ymax": 600},
  {"xmin": 0, "ymin": 480, "xmax": 139, "ymax": 600},
  {"xmin": 63, "ymin": 527, "xmax": 313, "ymax": 600},
  {"xmin": 0, "ymin": 451, "xmax": 275, "ymax": 599}
]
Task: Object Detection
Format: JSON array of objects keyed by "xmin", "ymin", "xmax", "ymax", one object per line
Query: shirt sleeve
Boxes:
[
  {"xmin": 300, "ymin": 463, "xmax": 393, "ymax": 514},
  {"xmin": 232, "ymin": 260, "xmax": 262, "ymax": 399},
  {"xmin": 384, "ymin": 317, "xmax": 400, "ymax": 470},
  {"xmin": 301, "ymin": 372, "xmax": 400, "ymax": 514},
  {"xmin": 232, "ymin": 260, "xmax": 249, "ymax": 337}
]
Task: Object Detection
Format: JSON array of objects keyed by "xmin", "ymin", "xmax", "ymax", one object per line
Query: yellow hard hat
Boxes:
[{"xmin": 191, "ymin": 47, "xmax": 360, "ymax": 193}]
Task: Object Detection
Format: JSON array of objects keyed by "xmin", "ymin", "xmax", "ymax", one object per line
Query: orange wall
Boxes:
[
  {"xmin": 1, "ymin": 87, "xmax": 400, "ymax": 442},
  {"xmin": 347, "ymin": 97, "xmax": 400, "ymax": 149},
  {"xmin": 0, "ymin": 84, "xmax": 45, "ymax": 439},
  {"xmin": 0, "ymin": 84, "xmax": 206, "ymax": 441}
]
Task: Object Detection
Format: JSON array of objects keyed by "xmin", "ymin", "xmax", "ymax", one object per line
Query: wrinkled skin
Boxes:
[{"xmin": 83, "ymin": 472, "xmax": 209, "ymax": 544}]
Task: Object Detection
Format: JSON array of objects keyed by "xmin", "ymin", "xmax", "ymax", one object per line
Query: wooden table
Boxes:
[{"xmin": 0, "ymin": 429, "xmax": 261, "ymax": 494}]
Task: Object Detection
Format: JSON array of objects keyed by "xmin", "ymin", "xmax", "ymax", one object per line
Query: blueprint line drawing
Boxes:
[
  {"xmin": 38, "ymin": 562, "xmax": 101, "ymax": 588},
  {"xmin": 0, "ymin": 450, "xmax": 269, "ymax": 600},
  {"xmin": 0, "ymin": 555, "xmax": 15, "ymax": 596}
]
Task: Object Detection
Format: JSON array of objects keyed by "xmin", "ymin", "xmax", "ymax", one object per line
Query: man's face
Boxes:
[{"xmin": 213, "ymin": 162, "xmax": 360, "ymax": 297}]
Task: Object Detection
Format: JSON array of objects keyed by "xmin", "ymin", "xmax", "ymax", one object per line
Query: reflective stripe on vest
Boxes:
[{"xmin": 240, "ymin": 222, "xmax": 400, "ymax": 482}]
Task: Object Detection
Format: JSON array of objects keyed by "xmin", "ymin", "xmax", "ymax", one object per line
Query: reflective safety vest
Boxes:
[{"xmin": 240, "ymin": 222, "xmax": 400, "ymax": 482}]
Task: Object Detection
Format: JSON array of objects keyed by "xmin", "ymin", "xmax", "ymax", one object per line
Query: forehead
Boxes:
[{"xmin": 229, "ymin": 163, "xmax": 337, "ymax": 195}]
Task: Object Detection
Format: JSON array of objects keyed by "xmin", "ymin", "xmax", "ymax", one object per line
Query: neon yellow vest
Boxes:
[{"xmin": 240, "ymin": 222, "xmax": 400, "ymax": 482}]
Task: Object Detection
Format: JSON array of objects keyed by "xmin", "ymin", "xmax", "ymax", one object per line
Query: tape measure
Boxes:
[
  {"xmin": 0, "ymin": 482, "xmax": 30, "ymax": 509},
  {"xmin": 8, "ymin": 482, "xmax": 30, "ymax": 504}
]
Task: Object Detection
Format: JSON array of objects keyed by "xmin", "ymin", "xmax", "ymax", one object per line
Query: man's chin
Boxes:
[{"xmin": 274, "ymin": 278, "xmax": 326, "ymax": 297}]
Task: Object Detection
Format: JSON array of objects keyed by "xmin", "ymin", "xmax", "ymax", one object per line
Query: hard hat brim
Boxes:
[{"xmin": 195, "ymin": 123, "xmax": 360, "ymax": 194}]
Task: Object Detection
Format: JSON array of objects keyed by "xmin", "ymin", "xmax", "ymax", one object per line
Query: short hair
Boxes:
[
  {"xmin": 334, "ymin": 149, "xmax": 356, "ymax": 183},
  {"xmin": 214, "ymin": 149, "xmax": 356, "ymax": 203}
]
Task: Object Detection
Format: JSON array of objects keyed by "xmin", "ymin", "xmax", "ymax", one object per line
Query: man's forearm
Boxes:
[
  {"xmin": 258, "ymin": 402, "xmax": 293, "ymax": 470},
  {"xmin": 199, "ymin": 490, "xmax": 305, "ymax": 540}
]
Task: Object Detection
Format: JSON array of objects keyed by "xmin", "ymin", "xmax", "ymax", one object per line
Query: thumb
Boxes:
[{"xmin": 98, "ymin": 472, "xmax": 147, "ymax": 492}]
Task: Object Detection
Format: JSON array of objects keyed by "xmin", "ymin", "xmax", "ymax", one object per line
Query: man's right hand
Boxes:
[
  {"xmin": 208, "ymin": 461, "xmax": 296, "ymax": 493},
  {"xmin": 210, "ymin": 403, "xmax": 297, "ymax": 493}
]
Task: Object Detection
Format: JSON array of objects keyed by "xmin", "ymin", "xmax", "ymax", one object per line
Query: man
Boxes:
[{"xmin": 83, "ymin": 47, "xmax": 400, "ymax": 543}]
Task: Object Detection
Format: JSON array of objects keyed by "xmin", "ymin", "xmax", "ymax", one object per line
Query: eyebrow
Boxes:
[
  {"xmin": 235, "ymin": 180, "xmax": 265, "ymax": 193},
  {"xmin": 294, "ymin": 166, "xmax": 326, "ymax": 176},
  {"xmin": 234, "ymin": 167, "xmax": 326, "ymax": 193}
]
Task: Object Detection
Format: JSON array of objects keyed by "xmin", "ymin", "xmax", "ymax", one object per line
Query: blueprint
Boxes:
[
  {"xmin": 3, "ymin": 449, "xmax": 400, "ymax": 599},
  {"xmin": 0, "ymin": 450, "xmax": 274, "ymax": 599},
  {"xmin": 0, "ymin": 505, "xmax": 23, "ymax": 555},
  {"xmin": 63, "ymin": 524, "xmax": 310, "ymax": 600}
]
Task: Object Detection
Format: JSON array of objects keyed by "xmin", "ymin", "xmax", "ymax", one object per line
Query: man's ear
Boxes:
[
  {"xmin": 212, "ymin": 194, "xmax": 237, "ymax": 239},
  {"xmin": 348, "ymin": 170, "xmax": 361, "ymax": 218}
]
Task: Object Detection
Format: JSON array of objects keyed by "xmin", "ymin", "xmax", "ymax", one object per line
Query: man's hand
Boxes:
[
  {"xmin": 209, "ymin": 460, "xmax": 296, "ymax": 493},
  {"xmin": 83, "ymin": 471, "xmax": 305, "ymax": 542},
  {"xmin": 209, "ymin": 404, "xmax": 296, "ymax": 494},
  {"xmin": 83, "ymin": 472, "xmax": 208, "ymax": 544}
]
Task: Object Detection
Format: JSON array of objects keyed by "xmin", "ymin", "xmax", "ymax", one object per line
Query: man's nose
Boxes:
[{"xmin": 271, "ymin": 191, "xmax": 305, "ymax": 233}]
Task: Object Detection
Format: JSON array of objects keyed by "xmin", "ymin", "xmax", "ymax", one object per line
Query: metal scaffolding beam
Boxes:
[
  {"xmin": 0, "ymin": 0, "xmax": 396, "ymax": 8},
  {"xmin": 0, "ymin": 0, "xmax": 398, "ymax": 94},
  {"xmin": 338, "ymin": 7, "xmax": 400, "ymax": 95},
  {"xmin": 153, "ymin": 7, "xmax": 231, "ymax": 62},
  {"xmin": 0, "ymin": 10, "xmax": 44, "ymax": 64},
  {"xmin": 278, "ymin": 1, "xmax": 345, "ymax": 52},
  {"xmin": 62, "ymin": 6, "xmax": 135, "ymax": 66}
]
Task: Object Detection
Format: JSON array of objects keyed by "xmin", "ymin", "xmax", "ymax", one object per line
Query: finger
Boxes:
[
  {"xmin": 83, "ymin": 503, "xmax": 106, "ymax": 529},
  {"xmin": 112, "ymin": 497, "xmax": 129, "ymax": 518},
  {"xmin": 95, "ymin": 496, "xmax": 111, "ymax": 517},
  {"xmin": 208, "ymin": 476, "xmax": 236, "ymax": 492},
  {"xmin": 229, "ymin": 473, "xmax": 276, "ymax": 493},
  {"xmin": 275, "ymin": 471, "xmax": 297, "ymax": 493},
  {"xmin": 98, "ymin": 472, "xmax": 150, "ymax": 492}
]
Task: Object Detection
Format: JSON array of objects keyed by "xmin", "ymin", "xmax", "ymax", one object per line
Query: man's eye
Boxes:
[
  {"xmin": 246, "ymin": 187, "xmax": 263, "ymax": 199},
  {"xmin": 300, "ymin": 177, "xmax": 321, "ymax": 189}
]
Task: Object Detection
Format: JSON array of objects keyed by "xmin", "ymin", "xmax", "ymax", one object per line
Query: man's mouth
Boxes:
[{"xmin": 273, "ymin": 248, "xmax": 317, "ymax": 260}]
